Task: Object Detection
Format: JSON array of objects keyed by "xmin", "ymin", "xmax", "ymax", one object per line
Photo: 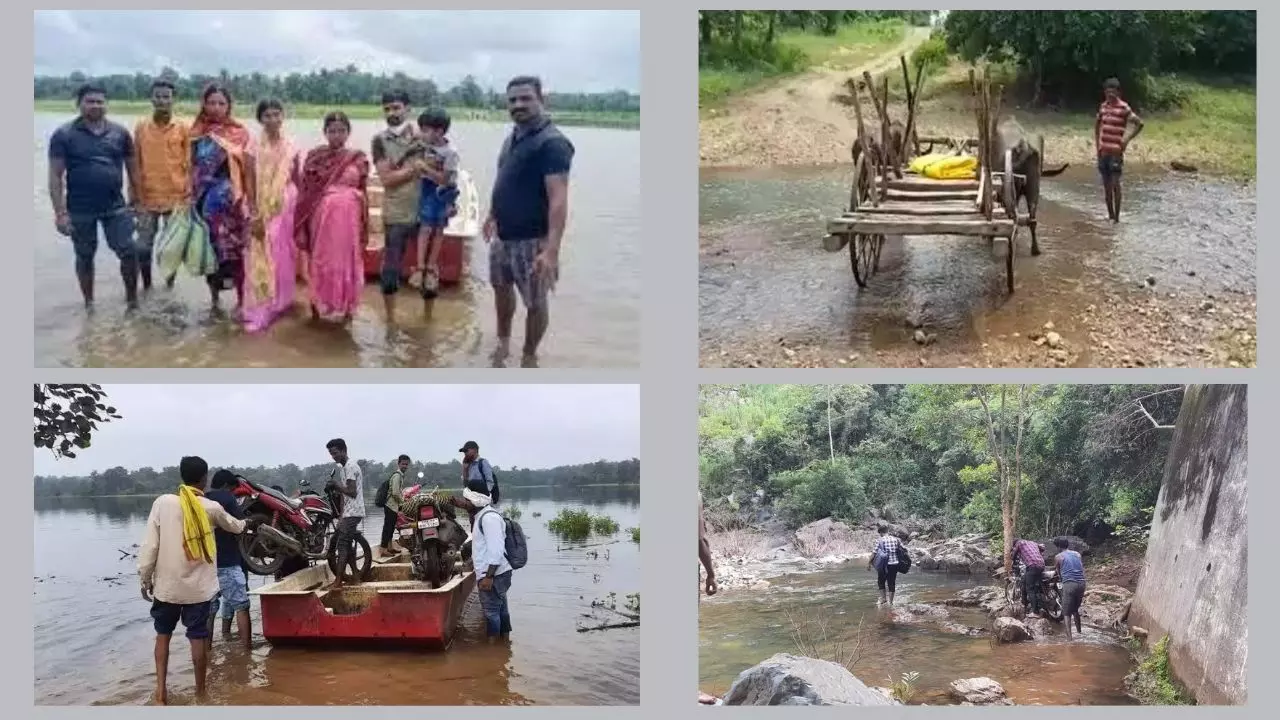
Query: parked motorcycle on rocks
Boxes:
[
  {"xmin": 395, "ymin": 475, "xmax": 471, "ymax": 588},
  {"xmin": 233, "ymin": 475, "xmax": 372, "ymax": 582}
]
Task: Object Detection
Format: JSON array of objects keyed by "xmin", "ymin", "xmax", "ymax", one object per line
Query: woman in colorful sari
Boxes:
[
  {"xmin": 242, "ymin": 98, "xmax": 301, "ymax": 333},
  {"xmin": 294, "ymin": 112, "xmax": 368, "ymax": 323},
  {"xmin": 189, "ymin": 83, "xmax": 256, "ymax": 315}
]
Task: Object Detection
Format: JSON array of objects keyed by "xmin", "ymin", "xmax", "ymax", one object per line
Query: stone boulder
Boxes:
[
  {"xmin": 1081, "ymin": 584, "xmax": 1133, "ymax": 628},
  {"xmin": 993, "ymin": 616, "xmax": 1032, "ymax": 643},
  {"xmin": 943, "ymin": 586, "xmax": 1003, "ymax": 608},
  {"xmin": 950, "ymin": 677, "xmax": 1013, "ymax": 706},
  {"xmin": 892, "ymin": 603, "xmax": 950, "ymax": 622},
  {"xmin": 1025, "ymin": 616, "xmax": 1056, "ymax": 638},
  {"xmin": 911, "ymin": 533, "xmax": 996, "ymax": 574},
  {"xmin": 794, "ymin": 518, "xmax": 869, "ymax": 555},
  {"xmin": 722, "ymin": 653, "xmax": 898, "ymax": 706}
]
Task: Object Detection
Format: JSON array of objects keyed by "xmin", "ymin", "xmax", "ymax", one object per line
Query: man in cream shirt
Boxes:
[{"xmin": 137, "ymin": 455, "xmax": 258, "ymax": 705}]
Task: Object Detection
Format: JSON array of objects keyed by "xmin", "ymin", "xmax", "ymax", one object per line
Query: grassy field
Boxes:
[
  {"xmin": 698, "ymin": 19, "xmax": 909, "ymax": 107},
  {"xmin": 884, "ymin": 59, "xmax": 1257, "ymax": 179},
  {"xmin": 33, "ymin": 99, "xmax": 640, "ymax": 130}
]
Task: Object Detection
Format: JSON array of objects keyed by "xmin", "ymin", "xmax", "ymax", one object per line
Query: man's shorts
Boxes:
[
  {"xmin": 216, "ymin": 566, "xmax": 251, "ymax": 619},
  {"xmin": 150, "ymin": 598, "xmax": 215, "ymax": 640},
  {"xmin": 69, "ymin": 208, "xmax": 136, "ymax": 273},
  {"xmin": 380, "ymin": 222, "xmax": 420, "ymax": 295},
  {"xmin": 489, "ymin": 238, "xmax": 556, "ymax": 311},
  {"xmin": 1061, "ymin": 580, "xmax": 1086, "ymax": 616},
  {"xmin": 134, "ymin": 210, "xmax": 174, "ymax": 254},
  {"xmin": 1097, "ymin": 154, "xmax": 1124, "ymax": 179},
  {"xmin": 418, "ymin": 185, "xmax": 459, "ymax": 229}
]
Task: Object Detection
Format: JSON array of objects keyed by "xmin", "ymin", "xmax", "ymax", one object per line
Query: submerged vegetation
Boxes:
[
  {"xmin": 629, "ymin": 526, "xmax": 640, "ymax": 544},
  {"xmin": 548, "ymin": 508, "xmax": 621, "ymax": 541}
]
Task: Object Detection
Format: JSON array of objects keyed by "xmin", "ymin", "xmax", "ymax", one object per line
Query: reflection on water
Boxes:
[
  {"xmin": 699, "ymin": 567, "xmax": 1136, "ymax": 706},
  {"xmin": 699, "ymin": 163, "xmax": 1255, "ymax": 355},
  {"xmin": 35, "ymin": 485, "xmax": 640, "ymax": 706},
  {"xmin": 34, "ymin": 113, "xmax": 641, "ymax": 368}
]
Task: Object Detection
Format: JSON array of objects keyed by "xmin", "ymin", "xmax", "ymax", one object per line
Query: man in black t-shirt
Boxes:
[
  {"xmin": 46, "ymin": 83, "xmax": 143, "ymax": 310},
  {"xmin": 206, "ymin": 471, "xmax": 252, "ymax": 648},
  {"xmin": 484, "ymin": 75, "xmax": 575, "ymax": 368}
]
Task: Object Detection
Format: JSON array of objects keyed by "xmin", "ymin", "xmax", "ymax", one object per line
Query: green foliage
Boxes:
[
  {"xmin": 1133, "ymin": 635, "xmax": 1196, "ymax": 705},
  {"xmin": 910, "ymin": 33, "xmax": 949, "ymax": 76},
  {"xmin": 890, "ymin": 670, "xmax": 921, "ymax": 704},
  {"xmin": 34, "ymin": 384, "xmax": 121, "ymax": 460},
  {"xmin": 774, "ymin": 457, "xmax": 868, "ymax": 526},
  {"xmin": 548, "ymin": 509, "xmax": 594, "ymax": 540},
  {"xmin": 629, "ymin": 526, "xmax": 640, "ymax": 544},
  {"xmin": 942, "ymin": 10, "xmax": 1254, "ymax": 107},
  {"xmin": 34, "ymin": 67, "xmax": 639, "ymax": 115},
  {"xmin": 504, "ymin": 506, "xmax": 523, "ymax": 521},
  {"xmin": 592, "ymin": 514, "xmax": 620, "ymax": 535},
  {"xmin": 699, "ymin": 384, "xmax": 1181, "ymax": 537}
]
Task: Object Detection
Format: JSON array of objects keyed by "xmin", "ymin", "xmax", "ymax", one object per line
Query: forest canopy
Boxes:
[
  {"xmin": 698, "ymin": 384, "xmax": 1183, "ymax": 543},
  {"xmin": 35, "ymin": 457, "xmax": 639, "ymax": 499}
]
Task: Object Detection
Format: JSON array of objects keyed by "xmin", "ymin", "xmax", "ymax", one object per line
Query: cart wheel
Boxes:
[
  {"xmin": 850, "ymin": 233, "xmax": 876, "ymax": 288},
  {"xmin": 872, "ymin": 234, "xmax": 885, "ymax": 272},
  {"xmin": 849, "ymin": 154, "xmax": 871, "ymax": 212},
  {"xmin": 1005, "ymin": 234, "xmax": 1016, "ymax": 294}
]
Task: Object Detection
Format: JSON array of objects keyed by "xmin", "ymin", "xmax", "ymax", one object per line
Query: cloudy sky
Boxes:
[
  {"xmin": 33, "ymin": 10, "xmax": 640, "ymax": 93},
  {"xmin": 34, "ymin": 384, "xmax": 640, "ymax": 476}
]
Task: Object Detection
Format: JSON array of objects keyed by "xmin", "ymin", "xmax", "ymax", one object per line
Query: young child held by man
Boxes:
[{"xmin": 408, "ymin": 108, "xmax": 461, "ymax": 299}]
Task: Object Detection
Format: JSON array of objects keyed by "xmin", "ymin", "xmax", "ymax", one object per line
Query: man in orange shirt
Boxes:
[{"xmin": 133, "ymin": 78, "xmax": 191, "ymax": 291}]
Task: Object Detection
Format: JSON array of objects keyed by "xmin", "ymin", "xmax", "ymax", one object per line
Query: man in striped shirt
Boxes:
[{"xmin": 1095, "ymin": 77, "xmax": 1145, "ymax": 223}]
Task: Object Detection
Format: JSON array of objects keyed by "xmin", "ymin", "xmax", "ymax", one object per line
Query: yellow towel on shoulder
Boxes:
[{"xmin": 178, "ymin": 484, "xmax": 216, "ymax": 564}]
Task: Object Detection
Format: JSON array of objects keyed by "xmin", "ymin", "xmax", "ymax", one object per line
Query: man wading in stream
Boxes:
[
  {"xmin": 137, "ymin": 456, "xmax": 260, "ymax": 705},
  {"xmin": 1053, "ymin": 537, "xmax": 1087, "ymax": 640},
  {"xmin": 1012, "ymin": 537, "xmax": 1047, "ymax": 617},
  {"xmin": 455, "ymin": 488, "xmax": 515, "ymax": 639},
  {"xmin": 866, "ymin": 523, "xmax": 901, "ymax": 608},
  {"xmin": 206, "ymin": 470, "xmax": 253, "ymax": 648}
]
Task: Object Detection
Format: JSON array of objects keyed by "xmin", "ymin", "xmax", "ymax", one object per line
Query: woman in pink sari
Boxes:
[
  {"xmin": 294, "ymin": 112, "xmax": 368, "ymax": 323},
  {"xmin": 242, "ymin": 98, "xmax": 301, "ymax": 333}
]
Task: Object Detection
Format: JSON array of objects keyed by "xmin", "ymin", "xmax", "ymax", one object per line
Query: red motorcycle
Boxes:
[
  {"xmin": 394, "ymin": 482, "xmax": 471, "ymax": 588},
  {"xmin": 232, "ymin": 475, "xmax": 372, "ymax": 581}
]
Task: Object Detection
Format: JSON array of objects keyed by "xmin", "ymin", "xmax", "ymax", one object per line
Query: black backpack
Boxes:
[
  {"xmin": 373, "ymin": 470, "xmax": 400, "ymax": 509},
  {"xmin": 896, "ymin": 544, "xmax": 913, "ymax": 574},
  {"xmin": 477, "ymin": 507, "xmax": 528, "ymax": 570}
]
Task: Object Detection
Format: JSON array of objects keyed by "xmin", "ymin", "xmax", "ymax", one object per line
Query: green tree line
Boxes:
[
  {"xmin": 942, "ymin": 10, "xmax": 1255, "ymax": 107},
  {"xmin": 35, "ymin": 457, "xmax": 639, "ymax": 499},
  {"xmin": 698, "ymin": 10, "xmax": 932, "ymax": 71},
  {"xmin": 699, "ymin": 384, "xmax": 1183, "ymax": 547},
  {"xmin": 33, "ymin": 65, "xmax": 640, "ymax": 114}
]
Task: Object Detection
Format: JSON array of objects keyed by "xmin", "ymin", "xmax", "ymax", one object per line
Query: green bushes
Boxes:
[
  {"xmin": 774, "ymin": 457, "xmax": 869, "ymax": 526},
  {"xmin": 629, "ymin": 526, "xmax": 640, "ymax": 544},
  {"xmin": 910, "ymin": 33, "xmax": 949, "ymax": 76},
  {"xmin": 548, "ymin": 508, "xmax": 621, "ymax": 541}
]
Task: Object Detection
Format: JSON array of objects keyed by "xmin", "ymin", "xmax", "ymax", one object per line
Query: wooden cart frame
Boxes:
[{"xmin": 824, "ymin": 63, "xmax": 1029, "ymax": 294}]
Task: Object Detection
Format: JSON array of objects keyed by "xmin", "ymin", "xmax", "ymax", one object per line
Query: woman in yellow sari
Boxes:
[{"xmin": 242, "ymin": 99, "xmax": 301, "ymax": 333}]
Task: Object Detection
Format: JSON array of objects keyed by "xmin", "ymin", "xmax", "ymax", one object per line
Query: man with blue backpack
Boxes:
[
  {"xmin": 456, "ymin": 484, "xmax": 527, "ymax": 640},
  {"xmin": 459, "ymin": 440, "xmax": 500, "ymax": 504}
]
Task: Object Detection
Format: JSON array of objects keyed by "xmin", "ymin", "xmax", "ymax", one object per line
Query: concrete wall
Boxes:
[{"xmin": 1130, "ymin": 384, "xmax": 1248, "ymax": 705}]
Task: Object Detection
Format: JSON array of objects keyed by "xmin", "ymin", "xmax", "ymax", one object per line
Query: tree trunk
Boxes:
[
  {"xmin": 1012, "ymin": 385, "xmax": 1026, "ymax": 536},
  {"xmin": 765, "ymin": 12, "xmax": 776, "ymax": 45},
  {"xmin": 699, "ymin": 13, "xmax": 712, "ymax": 47},
  {"xmin": 827, "ymin": 387, "xmax": 835, "ymax": 463},
  {"xmin": 975, "ymin": 386, "xmax": 1013, "ymax": 576}
]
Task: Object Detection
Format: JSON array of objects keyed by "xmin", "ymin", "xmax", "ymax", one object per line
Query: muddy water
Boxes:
[
  {"xmin": 700, "ymin": 566, "xmax": 1135, "ymax": 706},
  {"xmin": 34, "ymin": 486, "xmax": 640, "ymax": 706},
  {"xmin": 699, "ymin": 164, "xmax": 1255, "ymax": 366},
  {"xmin": 33, "ymin": 113, "xmax": 640, "ymax": 368}
]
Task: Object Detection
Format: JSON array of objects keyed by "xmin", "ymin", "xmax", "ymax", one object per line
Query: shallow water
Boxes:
[
  {"xmin": 699, "ymin": 163, "xmax": 1255, "ymax": 361},
  {"xmin": 699, "ymin": 566, "xmax": 1136, "ymax": 706},
  {"xmin": 34, "ymin": 486, "xmax": 640, "ymax": 706},
  {"xmin": 33, "ymin": 113, "xmax": 640, "ymax": 368}
]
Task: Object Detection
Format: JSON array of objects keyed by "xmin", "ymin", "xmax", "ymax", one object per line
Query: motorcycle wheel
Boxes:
[
  {"xmin": 326, "ymin": 531, "xmax": 373, "ymax": 583},
  {"xmin": 1042, "ymin": 583, "xmax": 1065, "ymax": 622},
  {"xmin": 423, "ymin": 543, "xmax": 444, "ymax": 589},
  {"xmin": 239, "ymin": 513, "xmax": 288, "ymax": 576}
]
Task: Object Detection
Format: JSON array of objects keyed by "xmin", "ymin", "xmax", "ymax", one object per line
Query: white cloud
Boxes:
[{"xmin": 33, "ymin": 10, "xmax": 640, "ymax": 93}]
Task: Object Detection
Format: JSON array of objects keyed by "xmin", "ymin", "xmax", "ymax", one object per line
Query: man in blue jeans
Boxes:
[
  {"xmin": 47, "ymin": 83, "xmax": 143, "ymax": 310},
  {"xmin": 458, "ymin": 487, "xmax": 512, "ymax": 639},
  {"xmin": 206, "ymin": 470, "xmax": 253, "ymax": 648}
]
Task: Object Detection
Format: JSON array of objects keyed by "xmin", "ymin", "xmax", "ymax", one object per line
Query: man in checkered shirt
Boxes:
[
  {"xmin": 1012, "ymin": 537, "xmax": 1047, "ymax": 615},
  {"xmin": 865, "ymin": 523, "xmax": 903, "ymax": 607}
]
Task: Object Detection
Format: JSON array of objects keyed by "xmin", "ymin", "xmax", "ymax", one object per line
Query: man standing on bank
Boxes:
[
  {"xmin": 484, "ymin": 75, "xmax": 575, "ymax": 368},
  {"xmin": 378, "ymin": 454, "xmax": 410, "ymax": 557},
  {"xmin": 47, "ymin": 83, "xmax": 143, "ymax": 310}
]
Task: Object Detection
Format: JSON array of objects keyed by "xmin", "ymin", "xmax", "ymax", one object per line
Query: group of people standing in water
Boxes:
[{"xmin": 47, "ymin": 73, "xmax": 573, "ymax": 366}]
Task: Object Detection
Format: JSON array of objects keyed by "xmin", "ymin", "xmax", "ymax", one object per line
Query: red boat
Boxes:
[
  {"xmin": 363, "ymin": 169, "xmax": 481, "ymax": 287},
  {"xmin": 250, "ymin": 562, "xmax": 476, "ymax": 649}
]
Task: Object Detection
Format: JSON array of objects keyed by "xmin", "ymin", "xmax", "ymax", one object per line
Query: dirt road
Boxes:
[{"xmin": 700, "ymin": 27, "xmax": 932, "ymax": 167}]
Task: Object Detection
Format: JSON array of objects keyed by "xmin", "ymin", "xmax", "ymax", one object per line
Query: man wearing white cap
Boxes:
[{"xmin": 455, "ymin": 487, "xmax": 513, "ymax": 639}]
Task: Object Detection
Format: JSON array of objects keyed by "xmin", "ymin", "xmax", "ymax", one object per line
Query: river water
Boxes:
[
  {"xmin": 699, "ymin": 566, "xmax": 1136, "ymax": 706},
  {"xmin": 33, "ymin": 113, "xmax": 640, "ymax": 368},
  {"xmin": 699, "ymin": 164, "xmax": 1255, "ymax": 366},
  {"xmin": 34, "ymin": 485, "xmax": 640, "ymax": 706}
]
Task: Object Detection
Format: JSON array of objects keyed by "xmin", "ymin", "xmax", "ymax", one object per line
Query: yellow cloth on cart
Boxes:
[{"xmin": 909, "ymin": 153, "xmax": 979, "ymax": 180}]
